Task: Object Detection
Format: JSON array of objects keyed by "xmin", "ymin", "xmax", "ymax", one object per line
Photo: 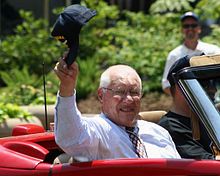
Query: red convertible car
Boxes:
[{"xmin": 1, "ymin": 54, "xmax": 220, "ymax": 176}]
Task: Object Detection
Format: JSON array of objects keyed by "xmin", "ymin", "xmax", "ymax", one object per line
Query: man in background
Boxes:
[{"xmin": 162, "ymin": 11, "xmax": 220, "ymax": 95}]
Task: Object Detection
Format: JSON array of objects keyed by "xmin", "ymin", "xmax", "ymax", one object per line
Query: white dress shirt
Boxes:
[
  {"xmin": 55, "ymin": 92, "xmax": 180, "ymax": 160},
  {"xmin": 162, "ymin": 40, "xmax": 220, "ymax": 90}
]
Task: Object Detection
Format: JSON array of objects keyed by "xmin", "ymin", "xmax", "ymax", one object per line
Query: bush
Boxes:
[
  {"xmin": 0, "ymin": 103, "xmax": 33, "ymax": 123},
  {"xmin": 76, "ymin": 58, "xmax": 101, "ymax": 99},
  {"xmin": 79, "ymin": 1, "xmax": 182, "ymax": 92},
  {"xmin": 1, "ymin": 0, "xmax": 220, "ymax": 104},
  {"xmin": 0, "ymin": 67, "xmax": 57, "ymax": 105},
  {"xmin": 0, "ymin": 10, "xmax": 66, "ymax": 77}
]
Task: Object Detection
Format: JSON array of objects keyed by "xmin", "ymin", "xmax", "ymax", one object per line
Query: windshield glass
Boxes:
[{"xmin": 199, "ymin": 78, "xmax": 220, "ymax": 109}]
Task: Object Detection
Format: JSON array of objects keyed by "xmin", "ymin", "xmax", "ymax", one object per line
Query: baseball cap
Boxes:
[
  {"xmin": 51, "ymin": 4, "xmax": 97, "ymax": 66},
  {"xmin": 167, "ymin": 55, "xmax": 191, "ymax": 86},
  {"xmin": 167, "ymin": 53, "xmax": 206, "ymax": 86},
  {"xmin": 180, "ymin": 11, "xmax": 199, "ymax": 22}
]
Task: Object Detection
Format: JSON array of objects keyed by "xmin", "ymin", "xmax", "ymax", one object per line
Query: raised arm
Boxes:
[{"xmin": 54, "ymin": 58, "xmax": 78, "ymax": 97}]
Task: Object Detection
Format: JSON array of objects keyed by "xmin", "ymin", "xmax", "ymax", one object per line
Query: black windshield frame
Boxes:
[{"xmin": 174, "ymin": 64, "xmax": 220, "ymax": 150}]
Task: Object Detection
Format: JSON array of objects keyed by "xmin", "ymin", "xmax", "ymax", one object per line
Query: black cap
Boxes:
[
  {"xmin": 168, "ymin": 53, "xmax": 205, "ymax": 86},
  {"xmin": 180, "ymin": 11, "xmax": 199, "ymax": 22},
  {"xmin": 51, "ymin": 4, "xmax": 97, "ymax": 66},
  {"xmin": 167, "ymin": 55, "xmax": 191, "ymax": 86}
]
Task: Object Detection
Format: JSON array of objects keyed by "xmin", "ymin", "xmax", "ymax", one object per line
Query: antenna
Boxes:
[{"xmin": 42, "ymin": 61, "xmax": 49, "ymax": 131}]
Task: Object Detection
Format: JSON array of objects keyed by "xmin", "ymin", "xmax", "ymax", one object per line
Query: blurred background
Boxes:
[
  {"xmin": 0, "ymin": 0, "xmax": 163, "ymax": 36},
  {"xmin": 0, "ymin": 0, "xmax": 220, "ymax": 116}
]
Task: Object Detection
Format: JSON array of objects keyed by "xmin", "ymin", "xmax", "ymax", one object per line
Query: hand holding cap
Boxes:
[{"xmin": 51, "ymin": 4, "xmax": 97, "ymax": 66}]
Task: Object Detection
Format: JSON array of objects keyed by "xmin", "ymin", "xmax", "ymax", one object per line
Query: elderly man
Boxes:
[{"xmin": 54, "ymin": 59, "xmax": 180, "ymax": 160}]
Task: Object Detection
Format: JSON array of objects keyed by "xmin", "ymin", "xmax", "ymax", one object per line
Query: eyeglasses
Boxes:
[
  {"xmin": 182, "ymin": 24, "xmax": 198, "ymax": 29},
  {"xmin": 102, "ymin": 87, "xmax": 142, "ymax": 98}
]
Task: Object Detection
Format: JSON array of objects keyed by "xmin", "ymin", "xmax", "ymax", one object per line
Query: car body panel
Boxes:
[
  {"xmin": 51, "ymin": 159, "xmax": 220, "ymax": 176},
  {"xmin": 1, "ymin": 130, "xmax": 220, "ymax": 176}
]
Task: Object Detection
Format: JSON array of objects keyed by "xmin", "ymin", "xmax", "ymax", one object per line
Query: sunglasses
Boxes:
[{"xmin": 182, "ymin": 24, "xmax": 199, "ymax": 29}]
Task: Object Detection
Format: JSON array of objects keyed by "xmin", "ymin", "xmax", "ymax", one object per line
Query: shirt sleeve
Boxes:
[
  {"xmin": 54, "ymin": 91, "xmax": 100, "ymax": 159},
  {"xmin": 162, "ymin": 53, "xmax": 177, "ymax": 90}
]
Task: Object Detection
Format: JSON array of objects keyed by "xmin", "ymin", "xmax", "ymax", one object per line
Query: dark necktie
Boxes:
[{"xmin": 125, "ymin": 127, "xmax": 147, "ymax": 158}]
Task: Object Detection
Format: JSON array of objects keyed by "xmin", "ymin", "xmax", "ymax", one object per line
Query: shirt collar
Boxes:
[{"xmin": 100, "ymin": 112, "xmax": 139, "ymax": 133}]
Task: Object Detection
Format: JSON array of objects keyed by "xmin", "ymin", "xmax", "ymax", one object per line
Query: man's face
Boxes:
[
  {"xmin": 100, "ymin": 74, "xmax": 142, "ymax": 127},
  {"xmin": 181, "ymin": 18, "xmax": 201, "ymax": 40}
]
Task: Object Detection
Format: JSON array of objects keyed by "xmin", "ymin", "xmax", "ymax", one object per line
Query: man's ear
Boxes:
[{"xmin": 97, "ymin": 88, "xmax": 103, "ymax": 102}]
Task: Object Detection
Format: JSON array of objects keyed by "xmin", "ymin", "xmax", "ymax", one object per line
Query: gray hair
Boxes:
[
  {"xmin": 99, "ymin": 69, "xmax": 111, "ymax": 88},
  {"xmin": 99, "ymin": 65, "xmax": 142, "ymax": 89}
]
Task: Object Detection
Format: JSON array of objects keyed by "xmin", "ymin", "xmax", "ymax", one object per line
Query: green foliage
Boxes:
[
  {"xmin": 149, "ymin": 0, "xmax": 195, "ymax": 14},
  {"xmin": 196, "ymin": 0, "xmax": 220, "ymax": 20},
  {"xmin": 203, "ymin": 25, "xmax": 220, "ymax": 46},
  {"xmin": 0, "ymin": 103, "xmax": 33, "ymax": 123},
  {"xmin": 78, "ymin": 3, "xmax": 182, "ymax": 92},
  {"xmin": 149, "ymin": 0, "xmax": 220, "ymax": 21},
  {"xmin": 76, "ymin": 58, "xmax": 101, "ymax": 99},
  {"xmin": 1, "ymin": 0, "xmax": 220, "ymax": 104},
  {"xmin": 0, "ymin": 83, "xmax": 56, "ymax": 106},
  {"xmin": 0, "ymin": 66, "xmax": 40, "ymax": 87},
  {"xmin": 0, "ymin": 10, "xmax": 66, "ymax": 76},
  {"xmin": 0, "ymin": 67, "xmax": 57, "ymax": 105}
]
